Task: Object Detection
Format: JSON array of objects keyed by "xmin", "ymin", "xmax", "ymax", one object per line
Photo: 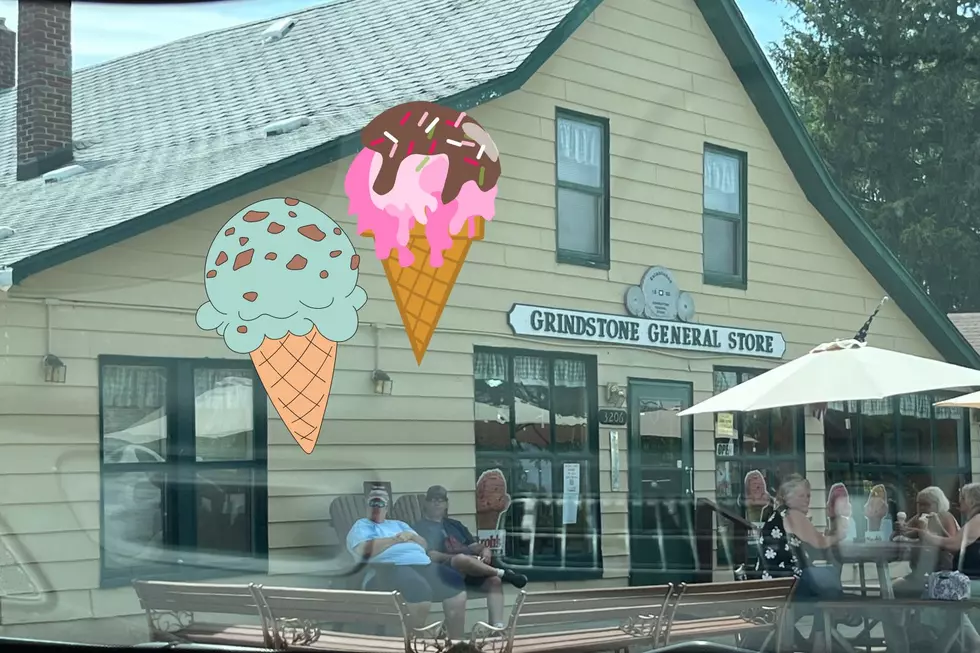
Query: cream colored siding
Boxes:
[{"xmin": 0, "ymin": 0, "xmax": 953, "ymax": 637}]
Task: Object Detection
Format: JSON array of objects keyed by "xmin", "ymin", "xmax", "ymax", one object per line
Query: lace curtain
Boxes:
[
  {"xmin": 557, "ymin": 118, "xmax": 601, "ymax": 188},
  {"xmin": 828, "ymin": 395, "xmax": 962, "ymax": 420},
  {"xmin": 474, "ymin": 352, "xmax": 587, "ymax": 387},
  {"xmin": 102, "ymin": 365, "xmax": 167, "ymax": 409}
]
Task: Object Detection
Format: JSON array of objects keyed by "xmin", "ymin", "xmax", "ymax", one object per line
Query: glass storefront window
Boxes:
[
  {"xmin": 823, "ymin": 394, "xmax": 969, "ymax": 535},
  {"xmin": 713, "ymin": 368, "xmax": 804, "ymax": 566},
  {"xmin": 474, "ymin": 347, "xmax": 601, "ymax": 573}
]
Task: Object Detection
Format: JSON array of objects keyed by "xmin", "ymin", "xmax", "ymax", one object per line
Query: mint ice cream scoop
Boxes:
[{"xmin": 196, "ymin": 197, "xmax": 367, "ymax": 354}]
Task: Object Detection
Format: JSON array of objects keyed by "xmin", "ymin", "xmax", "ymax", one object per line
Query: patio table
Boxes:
[
  {"xmin": 830, "ymin": 539, "xmax": 920, "ymax": 599},
  {"xmin": 817, "ymin": 540, "xmax": 922, "ymax": 653}
]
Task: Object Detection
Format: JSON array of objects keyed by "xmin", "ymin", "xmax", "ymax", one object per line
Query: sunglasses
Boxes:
[{"xmin": 368, "ymin": 499, "xmax": 388, "ymax": 508}]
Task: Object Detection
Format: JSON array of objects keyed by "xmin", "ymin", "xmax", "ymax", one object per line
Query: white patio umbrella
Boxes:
[
  {"xmin": 935, "ymin": 390, "xmax": 980, "ymax": 409},
  {"xmin": 678, "ymin": 338, "xmax": 980, "ymax": 416}
]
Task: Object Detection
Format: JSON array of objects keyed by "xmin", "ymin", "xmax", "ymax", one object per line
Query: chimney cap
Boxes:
[{"xmin": 0, "ymin": 17, "xmax": 11, "ymax": 30}]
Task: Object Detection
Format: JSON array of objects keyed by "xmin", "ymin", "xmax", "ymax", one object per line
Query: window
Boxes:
[
  {"xmin": 473, "ymin": 347, "xmax": 601, "ymax": 579},
  {"xmin": 712, "ymin": 368, "xmax": 804, "ymax": 565},
  {"xmin": 99, "ymin": 356, "xmax": 268, "ymax": 585},
  {"xmin": 703, "ymin": 145, "xmax": 747, "ymax": 287},
  {"xmin": 555, "ymin": 109, "xmax": 610, "ymax": 268},
  {"xmin": 824, "ymin": 395, "xmax": 970, "ymax": 530}
]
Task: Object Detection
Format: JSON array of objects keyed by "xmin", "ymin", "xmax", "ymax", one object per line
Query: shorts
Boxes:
[{"xmin": 366, "ymin": 563, "xmax": 465, "ymax": 604}]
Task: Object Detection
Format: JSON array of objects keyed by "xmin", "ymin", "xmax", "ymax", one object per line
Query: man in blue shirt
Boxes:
[
  {"xmin": 413, "ymin": 485, "xmax": 527, "ymax": 629},
  {"xmin": 347, "ymin": 488, "xmax": 466, "ymax": 638}
]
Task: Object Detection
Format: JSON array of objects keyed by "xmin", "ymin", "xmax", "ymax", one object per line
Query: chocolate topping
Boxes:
[{"xmin": 360, "ymin": 101, "xmax": 502, "ymax": 205}]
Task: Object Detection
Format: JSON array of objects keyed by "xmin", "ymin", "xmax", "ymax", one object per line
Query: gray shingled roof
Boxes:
[
  {"xmin": 0, "ymin": 0, "xmax": 581, "ymax": 269},
  {"xmin": 949, "ymin": 313, "xmax": 980, "ymax": 353}
]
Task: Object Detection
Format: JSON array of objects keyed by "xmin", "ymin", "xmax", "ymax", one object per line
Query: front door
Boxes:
[{"xmin": 627, "ymin": 379, "xmax": 696, "ymax": 586}]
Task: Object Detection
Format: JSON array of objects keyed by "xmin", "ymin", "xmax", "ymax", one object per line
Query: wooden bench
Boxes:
[
  {"xmin": 478, "ymin": 584, "xmax": 674, "ymax": 653},
  {"xmin": 661, "ymin": 578, "xmax": 796, "ymax": 651},
  {"xmin": 256, "ymin": 584, "xmax": 450, "ymax": 652},
  {"xmin": 133, "ymin": 580, "xmax": 271, "ymax": 648}
]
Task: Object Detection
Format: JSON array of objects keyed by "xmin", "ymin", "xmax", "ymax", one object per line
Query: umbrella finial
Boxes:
[{"xmin": 854, "ymin": 296, "xmax": 890, "ymax": 342}]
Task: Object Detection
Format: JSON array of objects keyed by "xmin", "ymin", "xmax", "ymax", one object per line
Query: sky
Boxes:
[{"xmin": 0, "ymin": 0, "xmax": 796, "ymax": 71}]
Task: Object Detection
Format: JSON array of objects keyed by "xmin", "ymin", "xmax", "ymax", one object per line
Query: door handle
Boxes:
[{"xmin": 684, "ymin": 466, "xmax": 694, "ymax": 495}]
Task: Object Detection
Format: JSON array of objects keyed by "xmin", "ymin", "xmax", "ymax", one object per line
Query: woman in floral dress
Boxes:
[{"xmin": 756, "ymin": 474, "xmax": 853, "ymax": 651}]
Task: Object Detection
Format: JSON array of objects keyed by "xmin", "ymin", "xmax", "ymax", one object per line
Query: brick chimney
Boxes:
[
  {"xmin": 16, "ymin": 0, "xmax": 72, "ymax": 181},
  {"xmin": 0, "ymin": 19, "xmax": 14, "ymax": 90}
]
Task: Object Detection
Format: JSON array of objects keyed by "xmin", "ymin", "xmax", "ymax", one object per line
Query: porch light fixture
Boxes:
[
  {"xmin": 43, "ymin": 354, "xmax": 66, "ymax": 384},
  {"xmin": 372, "ymin": 369, "xmax": 393, "ymax": 396}
]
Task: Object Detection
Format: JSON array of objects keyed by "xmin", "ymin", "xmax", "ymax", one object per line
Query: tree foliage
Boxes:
[{"xmin": 769, "ymin": 0, "xmax": 980, "ymax": 312}]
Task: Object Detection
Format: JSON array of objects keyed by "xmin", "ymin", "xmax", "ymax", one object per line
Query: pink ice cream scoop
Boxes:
[{"xmin": 345, "ymin": 101, "xmax": 500, "ymax": 268}]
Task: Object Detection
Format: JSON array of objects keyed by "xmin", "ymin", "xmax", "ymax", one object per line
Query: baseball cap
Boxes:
[
  {"xmin": 425, "ymin": 485, "xmax": 449, "ymax": 501},
  {"xmin": 366, "ymin": 488, "xmax": 389, "ymax": 507}
]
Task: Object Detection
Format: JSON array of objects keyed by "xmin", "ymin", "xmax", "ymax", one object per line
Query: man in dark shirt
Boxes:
[{"xmin": 413, "ymin": 485, "xmax": 527, "ymax": 629}]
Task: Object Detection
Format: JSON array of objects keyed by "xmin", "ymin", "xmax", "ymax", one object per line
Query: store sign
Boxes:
[{"xmin": 507, "ymin": 304, "xmax": 786, "ymax": 359}]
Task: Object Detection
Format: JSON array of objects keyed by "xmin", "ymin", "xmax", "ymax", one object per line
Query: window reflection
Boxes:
[
  {"xmin": 196, "ymin": 469, "xmax": 253, "ymax": 554},
  {"xmin": 861, "ymin": 399, "xmax": 896, "ymax": 464},
  {"xmin": 474, "ymin": 353, "xmax": 511, "ymax": 451},
  {"xmin": 473, "ymin": 348, "xmax": 599, "ymax": 570},
  {"xmin": 824, "ymin": 403, "xmax": 854, "ymax": 462},
  {"xmin": 898, "ymin": 395, "xmax": 931, "ymax": 465},
  {"xmin": 554, "ymin": 359, "xmax": 587, "ymax": 452},
  {"xmin": 823, "ymin": 395, "xmax": 968, "ymax": 526},
  {"xmin": 514, "ymin": 356, "xmax": 551, "ymax": 452},
  {"xmin": 193, "ymin": 369, "xmax": 254, "ymax": 462},
  {"xmin": 103, "ymin": 470, "xmax": 167, "ymax": 569},
  {"xmin": 101, "ymin": 365, "xmax": 169, "ymax": 462},
  {"xmin": 935, "ymin": 404, "xmax": 963, "ymax": 467}
]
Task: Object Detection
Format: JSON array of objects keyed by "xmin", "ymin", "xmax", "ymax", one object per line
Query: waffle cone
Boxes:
[
  {"xmin": 249, "ymin": 326, "xmax": 337, "ymax": 454},
  {"xmin": 381, "ymin": 218, "xmax": 485, "ymax": 364}
]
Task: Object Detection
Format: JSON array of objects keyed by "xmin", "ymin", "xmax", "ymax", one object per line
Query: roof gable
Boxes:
[{"xmin": 696, "ymin": 0, "xmax": 980, "ymax": 368}]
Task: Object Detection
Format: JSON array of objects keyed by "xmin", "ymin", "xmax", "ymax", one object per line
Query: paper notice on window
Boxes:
[
  {"xmin": 562, "ymin": 463, "xmax": 581, "ymax": 525},
  {"xmin": 716, "ymin": 413, "xmax": 735, "ymax": 437}
]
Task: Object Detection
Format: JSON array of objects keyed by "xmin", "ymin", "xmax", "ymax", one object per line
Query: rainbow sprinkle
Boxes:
[
  {"xmin": 416, "ymin": 156, "xmax": 430, "ymax": 172},
  {"xmin": 478, "ymin": 166, "xmax": 485, "ymax": 185},
  {"xmin": 453, "ymin": 112, "xmax": 466, "ymax": 128}
]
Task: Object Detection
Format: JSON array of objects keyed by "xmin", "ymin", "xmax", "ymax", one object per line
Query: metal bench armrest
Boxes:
[{"xmin": 410, "ymin": 620, "xmax": 450, "ymax": 653}]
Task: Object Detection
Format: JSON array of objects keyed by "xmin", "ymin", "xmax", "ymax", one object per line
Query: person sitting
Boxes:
[
  {"xmin": 756, "ymin": 474, "xmax": 854, "ymax": 653},
  {"xmin": 912, "ymin": 483, "xmax": 980, "ymax": 653},
  {"xmin": 346, "ymin": 488, "xmax": 467, "ymax": 639},
  {"xmin": 892, "ymin": 486, "xmax": 959, "ymax": 597},
  {"xmin": 412, "ymin": 485, "xmax": 527, "ymax": 630}
]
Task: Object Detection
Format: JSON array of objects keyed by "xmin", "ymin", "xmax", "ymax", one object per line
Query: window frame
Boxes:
[
  {"xmin": 712, "ymin": 367, "xmax": 805, "ymax": 566},
  {"xmin": 473, "ymin": 346, "xmax": 603, "ymax": 582},
  {"xmin": 702, "ymin": 143, "xmax": 748, "ymax": 289},
  {"xmin": 554, "ymin": 107, "xmax": 611, "ymax": 270},
  {"xmin": 823, "ymin": 394, "xmax": 971, "ymax": 523},
  {"xmin": 98, "ymin": 355, "xmax": 269, "ymax": 588}
]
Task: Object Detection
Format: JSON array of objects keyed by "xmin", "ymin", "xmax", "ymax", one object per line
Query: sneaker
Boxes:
[{"xmin": 502, "ymin": 569, "xmax": 528, "ymax": 588}]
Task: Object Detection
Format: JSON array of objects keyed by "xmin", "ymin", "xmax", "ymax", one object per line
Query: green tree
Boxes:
[{"xmin": 769, "ymin": 0, "xmax": 980, "ymax": 312}]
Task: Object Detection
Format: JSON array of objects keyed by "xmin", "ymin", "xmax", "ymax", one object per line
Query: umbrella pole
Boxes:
[{"xmin": 854, "ymin": 296, "xmax": 889, "ymax": 342}]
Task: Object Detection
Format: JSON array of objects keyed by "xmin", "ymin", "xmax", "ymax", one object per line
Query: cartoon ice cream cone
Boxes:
[
  {"xmin": 345, "ymin": 101, "xmax": 500, "ymax": 364},
  {"xmin": 196, "ymin": 198, "xmax": 367, "ymax": 454},
  {"xmin": 476, "ymin": 469, "xmax": 511, "ymax": 530},
  {"xmin": 380, "ymin": 218, "xmax": 485, "ymax": 363}
]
